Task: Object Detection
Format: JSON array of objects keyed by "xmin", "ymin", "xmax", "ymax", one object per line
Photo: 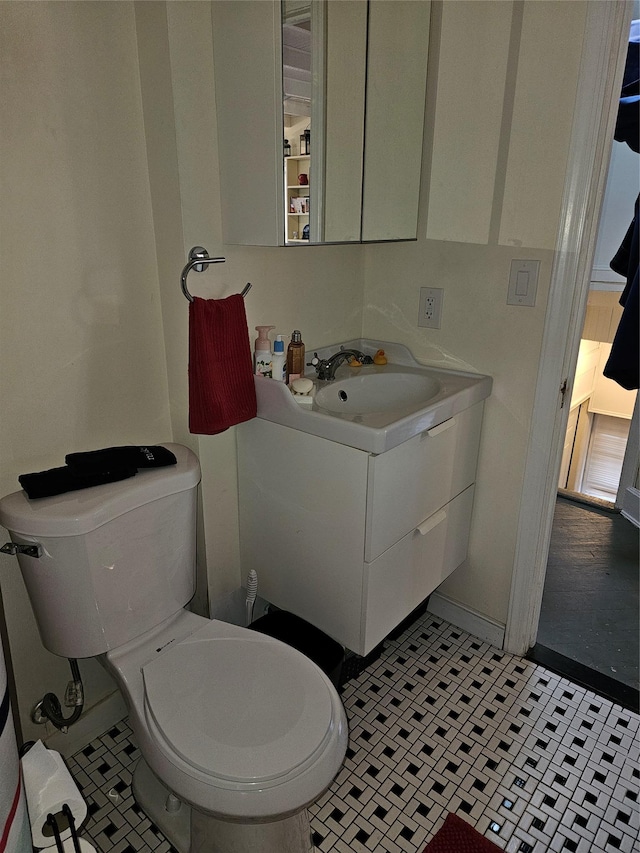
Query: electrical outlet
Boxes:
[{"xmin": 418, "ymin": 287, "xmax": 443, "ymax": 329}]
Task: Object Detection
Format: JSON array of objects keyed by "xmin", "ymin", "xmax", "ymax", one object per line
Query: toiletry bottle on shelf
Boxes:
[
  {"xmin": 287, "ymin": 330, "xmax": 305, "ymax": 383},
  {"xmin": 271, "ymin": 335, "xmax": 287, "ymax": 382},
  {"xmin": 254, "ymin": 325, "xmax": 275, "ymax": 377}
]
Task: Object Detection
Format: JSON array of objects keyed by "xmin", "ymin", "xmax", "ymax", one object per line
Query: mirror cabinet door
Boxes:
[
  {"xmin": 212, "ymin": 0, "xmax": 284, "ymax": 247},
  {"xmin": 212, "ymin": 0, "xmax": 430, "ymax": 246},
  {"xmin": 321, "ymin": 0, "xmax": 367, "ymax": 243},
  {"xmin": 362, "ymin": 0, "xmax": 430, "ymax": 241}
]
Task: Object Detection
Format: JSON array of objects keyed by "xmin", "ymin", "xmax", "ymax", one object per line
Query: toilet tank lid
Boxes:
[{"xmin": 0, "ymin": 444, "xmax": 201, "ymax": 538}]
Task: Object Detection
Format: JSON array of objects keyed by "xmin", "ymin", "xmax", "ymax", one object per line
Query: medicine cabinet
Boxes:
[{"xmin": 211, "ymin": 0, "xmax": 431, "ymax": 246}]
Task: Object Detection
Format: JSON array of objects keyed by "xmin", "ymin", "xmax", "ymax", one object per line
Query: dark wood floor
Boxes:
[{"xmin": 535, "ymin": 496, "xmax": 639, "ymax": 699}]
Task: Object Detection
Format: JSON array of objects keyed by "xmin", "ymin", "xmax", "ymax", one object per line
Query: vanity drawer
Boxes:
[
  {"xmin": 365, "ymin": 402, "xmax": 483, "ymax": 561},
  {"xmin": 360, "ymin": 484, "xmax": 475, "ymax": 656}
]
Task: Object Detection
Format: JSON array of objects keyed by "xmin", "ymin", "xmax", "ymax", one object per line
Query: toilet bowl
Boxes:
[
  {"xmin": 0, "ymin": 444, "xmax": 348, "ymax": 853},
  {"xmin": 105, "ymin": 610, "xmax": 347, "ymax": 822}
]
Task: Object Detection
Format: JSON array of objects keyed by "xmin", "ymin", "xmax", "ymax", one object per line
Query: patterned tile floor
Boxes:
[{"xmin": 67, "ymin": 613, "xmax": 640, "ymax": 853}]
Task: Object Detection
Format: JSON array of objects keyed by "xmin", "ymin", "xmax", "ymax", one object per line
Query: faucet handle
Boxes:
[{"xmin": 307, "ymin": 353, "xmax": 320, "ymax": 368}]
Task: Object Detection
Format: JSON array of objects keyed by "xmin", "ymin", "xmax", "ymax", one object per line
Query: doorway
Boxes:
[
  {"xmin": 531, "ymin": 7, "xmax": 639, "ymax": 708},
  {"xmin": 504, "ymin": 0, "xmax": 636, "ymax": 679},
  {"xmin": 558, "ymin": 120, "xmax": 638, "ymax": 508},
  {"xmin": 519, "ymin": 4, "xmax": 639, "ymax": 711},
  {"xmin": 532, "ymin": 328, "xmax": 638, "ymax": 711}
]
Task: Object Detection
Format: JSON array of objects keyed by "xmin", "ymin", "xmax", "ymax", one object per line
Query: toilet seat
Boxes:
[{"xmin": 142, "ymin": 620, "xmax": 338, "ymax": 790}]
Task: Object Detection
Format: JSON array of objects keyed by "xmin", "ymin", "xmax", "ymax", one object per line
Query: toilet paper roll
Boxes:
[{"xmin": 20, "ymin": 740, "xmax": 88, "ymax": 849}]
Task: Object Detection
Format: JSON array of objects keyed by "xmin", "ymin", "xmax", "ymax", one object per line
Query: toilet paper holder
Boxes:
[
  {"xmin": 21, "ymin": 739, "xmax": 90, "ymax": 851},
  {"xmin": 45, "ymin": 804, "xmax": 81, "ymax": 853}
]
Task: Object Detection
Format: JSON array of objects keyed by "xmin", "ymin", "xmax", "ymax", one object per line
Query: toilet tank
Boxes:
[{"xmin": 0, "ymin": 444, "xmax": 201, "ymax": 659}]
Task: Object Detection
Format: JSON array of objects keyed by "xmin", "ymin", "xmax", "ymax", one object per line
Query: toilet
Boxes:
[{"xmin": 0, "ymin": 444, "xmax": 348, "ymax": 853}]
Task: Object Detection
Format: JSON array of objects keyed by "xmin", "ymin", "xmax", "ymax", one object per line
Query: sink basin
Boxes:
[
  {"xmin": 253, "ymin": 339, "xmax": 492, "ymax": 453},
  {"xmin": 315, "ymin": 370, "xmax": 441, "ymax": 415}
]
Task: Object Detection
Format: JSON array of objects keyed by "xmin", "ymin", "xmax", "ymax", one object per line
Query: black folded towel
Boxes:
[
  {"xmin": 65, "ymin": 445, "xmax": 177, "ymax": 476},
  {"xmin": 19, "ymin": 466, "xmax": 137, "ymax": 500}
]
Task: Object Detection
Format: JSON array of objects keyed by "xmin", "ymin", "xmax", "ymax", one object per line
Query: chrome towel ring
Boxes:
[{"xmin": 180, "ymin": 246, "xmax": 252, "ymax": 302}]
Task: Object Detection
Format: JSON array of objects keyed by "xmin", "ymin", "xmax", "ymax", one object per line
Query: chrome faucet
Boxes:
[{"xmin": 310, "ymin": 348, "xmax": 369, "ymax": 381}]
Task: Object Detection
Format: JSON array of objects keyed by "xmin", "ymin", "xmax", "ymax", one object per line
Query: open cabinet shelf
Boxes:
[{"xmin": 285, "ymin": 155, "xmax": 310, "ymax": 244}]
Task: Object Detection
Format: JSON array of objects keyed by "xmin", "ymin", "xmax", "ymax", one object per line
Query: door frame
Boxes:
[{"xmin": 504, "ymin": 0, "xmax": 633, "ymax": 656}]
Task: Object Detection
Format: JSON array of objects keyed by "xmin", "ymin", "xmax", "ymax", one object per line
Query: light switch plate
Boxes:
[{"xmin": 507, "ymin": 259, "xmax": 540, "ymax": 306}]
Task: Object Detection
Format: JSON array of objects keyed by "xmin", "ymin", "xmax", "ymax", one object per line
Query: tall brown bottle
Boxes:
[{"xmin": 286, "ymin": 330, "xmax": 305, "ymax": 383}]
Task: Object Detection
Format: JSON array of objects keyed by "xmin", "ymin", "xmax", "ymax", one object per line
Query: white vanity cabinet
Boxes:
[{"xmin": 237, "ymin": 402, "xmax": 484, "ymax": 655}]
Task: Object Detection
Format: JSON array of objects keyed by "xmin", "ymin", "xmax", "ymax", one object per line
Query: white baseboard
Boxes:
[
  {"xmin": 427, "ymin": 592, "xmax": 505, "ymax": 649},
  {"xmin": 44, "ymin": 690, "xmax": 127, "ymax": 758}
]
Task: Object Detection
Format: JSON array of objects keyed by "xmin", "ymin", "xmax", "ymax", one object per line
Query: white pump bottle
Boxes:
[{"xmin": 272, "ymin": 335, "xmax": 287, "ymax": 382}]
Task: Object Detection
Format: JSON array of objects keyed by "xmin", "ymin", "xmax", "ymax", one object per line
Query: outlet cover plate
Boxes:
[{"xmin": 418, "ymin": 287, "xmax": 443, "ymax": 329}]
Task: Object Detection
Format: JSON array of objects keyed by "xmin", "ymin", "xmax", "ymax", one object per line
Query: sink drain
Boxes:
[{"xmin": 338, "ymin": 390, "xmax": 348, "ymax": 403}]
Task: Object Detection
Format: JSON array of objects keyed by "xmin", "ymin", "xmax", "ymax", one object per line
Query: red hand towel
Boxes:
[{"xmin": 188, "ymin": 294, "xmax": 257, "ymax": 434}]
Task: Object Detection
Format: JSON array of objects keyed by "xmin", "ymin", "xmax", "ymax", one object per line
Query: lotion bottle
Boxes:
[
  {"xmin": 271, "ymin": 335, "xmax": 287, "ymax": 382},
  {"xmin": 254, "ymin": 325, "xmax": 275, "ymax": 377},
  {"xmin": 287, "ymin": 330, "xmax": 305, "ymax": 383}
]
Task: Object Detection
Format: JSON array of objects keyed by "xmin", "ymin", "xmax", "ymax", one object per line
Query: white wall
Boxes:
[
  {"xmin": 0, "ymin": 0, "xmax": 595, "ymax": 744},
  {"xmin": 0, "ymin": 0, "xmax": 172, "ymax": 746}
]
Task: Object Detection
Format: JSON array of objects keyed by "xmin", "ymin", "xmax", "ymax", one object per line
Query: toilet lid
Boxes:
[{"xmin": 142, "ymin": 626, "xmax": 335, "ymax": 784}]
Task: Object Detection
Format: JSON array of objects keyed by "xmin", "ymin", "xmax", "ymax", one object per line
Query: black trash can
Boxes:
[{"xmin": 249, "ymin": 610, "xmax": 344, "ymax": 689}]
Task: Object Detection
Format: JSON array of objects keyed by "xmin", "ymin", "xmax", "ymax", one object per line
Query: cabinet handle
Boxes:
[
  {"xmin": 422, "ymin": 417, "xmax": 456, "ymax": 439},
  {"xmin": 416, "ymin": 509, "xmax": 447, "ymax": 536}
]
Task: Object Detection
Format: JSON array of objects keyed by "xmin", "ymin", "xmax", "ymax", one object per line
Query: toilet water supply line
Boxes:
[
  {"xmin": 245, "ymin": 570, "xmax": 258, "ymax": 626},
  {"xmin": 38, "ymin": 658, "xmax": 85, "ymax": 733}
]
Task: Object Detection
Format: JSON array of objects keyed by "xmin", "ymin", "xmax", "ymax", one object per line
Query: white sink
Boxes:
[
  {"xmin": 253, "ymin": 339, "xmax": 492, "ymax": 453},
  {"xmin": 315, "ymin": 369, "xmax": 441, "ymax": 415}
]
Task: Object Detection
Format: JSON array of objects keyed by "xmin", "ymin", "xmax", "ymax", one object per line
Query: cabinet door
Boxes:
[
  {"xmin": 237, "ymin": 419, "xmax": 369, "ymax": 651},
  {"xmin": 361, "ymin": 485, "xmax": 475, "ymax": 656},
  {"xmin": 361, "ymin": 0, "xmax": 430, "ymax": 241},
  {"xmin": 365, "ymin": 403, "xmax": 483, "ymax": 561},
  {"xmin": 212, "ymin": 1, "xmax": 283, "ymax": 246}
]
